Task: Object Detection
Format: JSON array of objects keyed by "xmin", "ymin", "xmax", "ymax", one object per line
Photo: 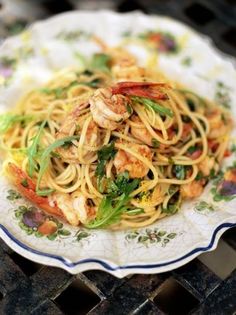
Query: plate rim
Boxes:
[{"xmin": 1, "ymin": 221, "xmax": 236, "ymax": 277}]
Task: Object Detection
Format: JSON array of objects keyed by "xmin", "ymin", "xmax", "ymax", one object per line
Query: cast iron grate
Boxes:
[
  {"xmin": 0, "ymin": 227, "xmax": 235, "ymax": 314},
  {"xmin": 153, "ymin": 278, "xmax": 199, "ymax": 315},
  {"xmin": 0, "ymin": 1, "xmax": 235, "ymax": 314},
  {"xmin": 184, "ymin": 3, "xmax": 216, "ymax": 25}
]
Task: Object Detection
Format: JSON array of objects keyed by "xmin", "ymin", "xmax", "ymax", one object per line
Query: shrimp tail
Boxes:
[
  {"xmin": 111, "ymin": 81, "xmax": 169, "ymax": 100},
  {"xmin": 6, "ymin": 163, "xmax": 63, "ymax": 218}
]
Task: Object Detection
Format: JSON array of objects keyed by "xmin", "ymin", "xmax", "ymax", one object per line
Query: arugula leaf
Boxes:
[
  {"xmin": 39, "ymin": 81, "xmax": 78, "ymax": 98},
  {"xmin": 0, "ymin": 114, "xmax": 33, "ymax": 134},
  {"xmin": 27, "ymin": 120, "xmax": 47, "ymax": 178},
  {"xmin": 125, "ymin": 208, "xmax": 144, "ymax": 216},
  {"xmin": 131, "ymin": 96, "xmax": 173, "ymax": 117},
  {"xmin": 162, "ymin": 186, "xmax": 181, "ymax": 214},
  {"xmin": 39, "ymin": 78, "xmax": 102, "ymax": 98},
  {"xmin": 36, "ymin": 135, "xmax": 79, "ymax": 196},
  {"xmin": 90, "ymin": 53, "xmax": 111, "ymax": 72},
  {"xmin": 95, "ymin": 142, "xmax": 117, "ymax": 180},
  {"xmin": 173, "ymin": 165, "xmax": 186, "ymax": 180},
  {"xmin": 85, "ymin": 176, "xmax": 140, "ymax": 229},
  {"xmin": 106, "ymin": 171, "xmax": 134, "ymax": 196}
]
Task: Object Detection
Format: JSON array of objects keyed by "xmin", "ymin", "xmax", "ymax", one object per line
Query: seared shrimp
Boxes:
[
  {"xmin": 108, "ymin": 47, "xmax": 137, "ymax": 68},
  {"xmin": 56, "ymin": 104, "xmax": 99, "ymax": 161},
  {"xmin": 180, "ymin": 180, "xmax": 204, "ymax": 198},
  {"xmin": 52, "ymin": 192, "xmax": 96, "ymax": 226},
  {"xmin": 114, "ymin": 143, "xmax": 152, "ymax": 178},
  {"xmin": 6, "ymin": 163, "xmax": 96, "ymax": 226},
  {"xmin": 207, "ymin": 109, "xmax": 231, "ymax": 139},
  {"xmin": 6, "ymin": 163, "xmax": 63, "ymax": 217},
  {"xmin": 90, "ymin": 82, "xmax": 169, "ymax": 131},
  {"xmin": 90, "ymin": 87, "xmax": 132, "ymax": 130},
  {"xmin": 198, "ymin": 155, "xmax": 217, "ymax": 176},
  {"xmin": 106, "ymin": 48, "xmax": 147, "ymax": 81},
  {"xmin": 112, "ymin": 65, "xmax": 147, "ymax": 81}
]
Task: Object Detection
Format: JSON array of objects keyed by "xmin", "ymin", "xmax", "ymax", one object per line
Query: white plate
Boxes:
[{"xmin": 0, "ymin": 10, "xmax": 236, "ymax": 278}]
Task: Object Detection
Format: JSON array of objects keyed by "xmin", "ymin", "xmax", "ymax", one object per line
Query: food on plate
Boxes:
[{"xmin": 0, "ymin": 47, "xmax": 232, "ymax": 229}]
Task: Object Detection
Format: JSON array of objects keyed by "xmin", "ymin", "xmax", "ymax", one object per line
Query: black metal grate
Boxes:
[
  {"xmin": 0, "ymin": 231, "xmax": 236, "ymax": 314},
  {"xmin": 0, "ymin": 1, "xmax": 235, "ymax": 314}
]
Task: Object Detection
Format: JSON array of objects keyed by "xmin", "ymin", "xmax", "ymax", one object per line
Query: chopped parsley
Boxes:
[
  {"xmin": 95, "ymin": 142, "xmax": 117, "ymax": 180},
  {"xmin": 151, "ymin": 138, "xmax": 159, "ymax": 148},
  {"xmin": 173, "ymin": 165, "xmax": 186, "ymax": 180}
]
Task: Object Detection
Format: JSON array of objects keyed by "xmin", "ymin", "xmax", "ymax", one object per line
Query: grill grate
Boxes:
[
  {"xmin": 0, "ymin": 1, "xmax": 235, "ymax": 314},
  {"xmin": 0, "ymin": 231, "xmax": 236, "ymax": 314}
]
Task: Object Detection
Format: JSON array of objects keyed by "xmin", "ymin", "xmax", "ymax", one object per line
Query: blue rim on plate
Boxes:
[{"xmin": 1, "ymin": 222, "xmax": 235, "ymax": 271}]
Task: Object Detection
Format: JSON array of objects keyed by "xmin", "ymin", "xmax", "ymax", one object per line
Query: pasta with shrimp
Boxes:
[{"xmin": 0, "ymin": 47, "xmax": 232, "ymax": 229}]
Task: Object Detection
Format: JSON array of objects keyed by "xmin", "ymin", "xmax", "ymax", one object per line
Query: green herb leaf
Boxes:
[
  {"xmin": 82, "ymin": 78, "xmax": 102, "ymax": 88},
  {"xmin": 27, "ymin": 120, "xmax": 47, "ymax": 178},
  {"xmin": 151, "ymin": 138, "xmax": 159, "ymax": 148},
  {"xmin": 174, "ymin": 165, "xmax": 186, "ymax": 180},
  {"xmin": 209, "ymin": 168, "xmax": 216, "ymax": 179},
  {"xmin": 231, "ymin": 144, "xmax": 236, "ymax": 153},
  {"xmin": 21, "ymin": 178, "xmax": 29, "ymax": 187},
  {"xmin": 162, "ymin": 187, "xmax": 181, "ymax": 214},
  {"xmin": 131, "ymin": 96, "xmax": 173, "ymax": 118},
  {"xmin": 36, "ymin": 135, "xmax": 79, "ymax": 196},
  {"xmin": 0, "ymin": 114, "xmax": 33, "ymax": 134},
  {"xmin": 39, "ymin": 78, "xmax": 101, "ymax": 98},
  {"xmin": 95, "ymin": 142, "xmax": 117, "ymax": 179},
  {"xmin": 126, "ymin": 104, "xmax": 133, "ymax": 115},
  {"xmin": 90, "ymin": 53, "xmax": 111, "ymax": 72},
  {"xmin": 187, "ymin": 146, "xmax": 197, "ymax": 154},
  {"xmin": 125, "ymin": 208, "xmax": 144, "ymax": 216},
  {"xmin": 85, "ymin": 174, "xmax": 140, "ymax": 229},
  {"xmin": 36, "ymin": 188, "xmax": 55, "ymax": 197},
  {"xmin": 196, "ymin": 171, "xmax": 204, "ymax": 181}
]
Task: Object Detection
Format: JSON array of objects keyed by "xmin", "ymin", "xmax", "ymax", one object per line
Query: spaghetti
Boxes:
[{"xmin": 0, "ymin": 48, "xmax": 232, "ymax": 229}]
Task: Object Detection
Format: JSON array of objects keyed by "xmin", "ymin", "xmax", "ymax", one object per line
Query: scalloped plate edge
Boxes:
[{"xmin": 1, "ymin": 221, "xmax": 235, "ymax": 278}]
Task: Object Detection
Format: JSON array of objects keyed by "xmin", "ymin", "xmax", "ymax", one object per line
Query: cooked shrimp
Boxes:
[
  {"xmin": 90, "ymin": 82, "xmax": 169, "ymax": 131},
  {"xmin": 130, "ymin": 115, "xmax": 153, "ymax": 146},
  {"xmin": 180, "ymin": 180, "xmax": 204, "ymax": 198},
  {"xmin": 112, "ymin": 65, "xmax": 146, "ymax": 81},
  {"xmin": 6, "ymin": 163, "xmax": 63, "ymax": 217},
  {"xmin": 108, "ymin": 47, "xmax": 137, "ymax": 67},
  {"xmin": 207, "ymin": 109, "xmax": 231, "ymax": 139},
  {"xmin": 114, "ymin": 143, "xmax": 152, "ymax": 178},
  {"xmin": 90, "ymin": 87, "xmax": 132, "ymax": 130},
  {"xmin": 51, "ymin": 192, "xmax": 96, "ymax": 226},
  {"xmin": 52, "ymin": 192, "xmax": 79, "ymax": 226},
  {"xmin": 198, "ymin": 155, "xmax": 216, "ymax": 176},
  {"xmin": 224, "ymin": 169, "xmax": 236, "ymax": 182},
  {"xmin": 56, "ymin": 104, "xmax": 99, "ymax": 161}
]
